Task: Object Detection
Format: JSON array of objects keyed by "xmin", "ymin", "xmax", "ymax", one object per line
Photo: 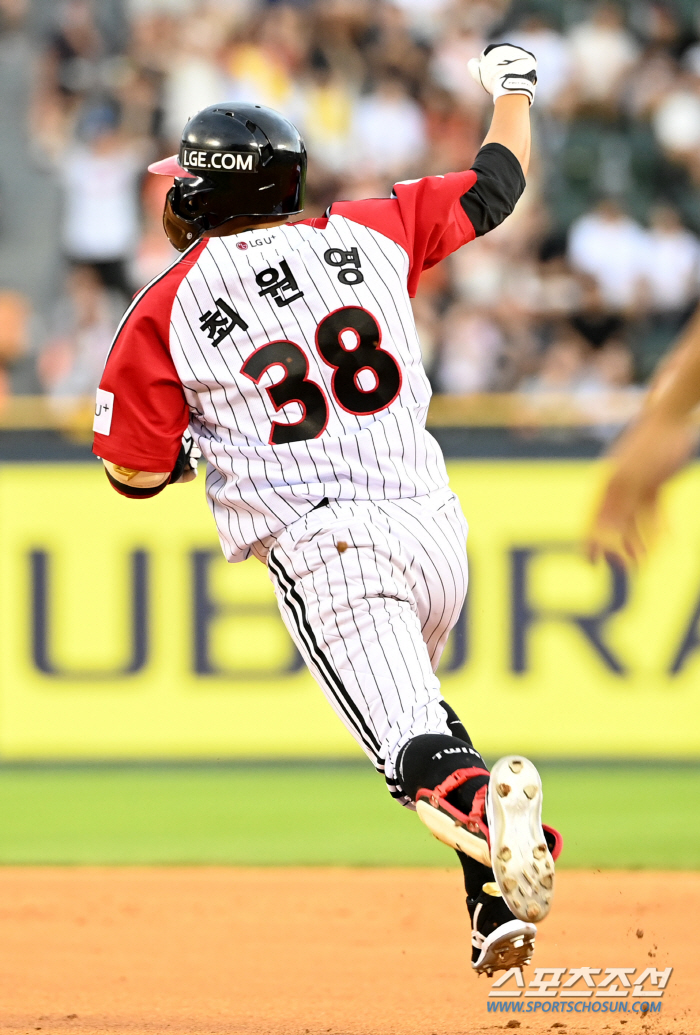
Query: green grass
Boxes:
[{"xmin": 0, "ymin": 762, "xmax": 697, "ymax": 868}]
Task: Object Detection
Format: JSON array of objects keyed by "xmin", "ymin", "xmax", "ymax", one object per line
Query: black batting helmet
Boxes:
[{"xmin": 148, "ymin": 103, "xmax": 307, "ymax": 251}]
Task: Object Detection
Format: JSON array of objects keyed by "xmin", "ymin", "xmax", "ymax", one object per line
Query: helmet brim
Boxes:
[{"xmin": 147, "ymin": 155, "xmax": 196, "ymax": 178}]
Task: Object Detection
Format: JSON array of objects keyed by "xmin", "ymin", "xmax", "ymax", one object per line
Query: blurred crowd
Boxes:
[{"xmin": 1, "ymin": 0, "xmax": 700, "ymax": 409}]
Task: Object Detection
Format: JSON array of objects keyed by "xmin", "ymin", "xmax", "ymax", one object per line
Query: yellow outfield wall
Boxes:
[{"xmin": 1, "ymin": 460, "xmax": 699, "ymax": 760}]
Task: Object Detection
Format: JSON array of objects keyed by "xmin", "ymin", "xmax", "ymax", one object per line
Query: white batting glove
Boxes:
[
  {"xmin": 468, "ymin": 44, "xmax": 538, "ymax": 105},
  {"xmin": 170, "ymin": 428, "xmax": 201, "ymax": 484}
]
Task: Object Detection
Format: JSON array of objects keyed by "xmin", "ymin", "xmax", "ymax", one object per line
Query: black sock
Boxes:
[
  {"xmin": 457, "ymin": 849, "xmax": 496, "ymax": 902},
  {"xmin": 398, "ymin": 732, "xmax": 489, "ymax": 812},
  {"xmin": 440, "ymin": 699, "xmax": 471, "ymax": 742},
  {"xmin": 401, "ymin": 745, "xmax": 493, "ymax": 905},
  {"xmin": 396, "ymin": 708, "xmax": 494, "ymax": 907}
]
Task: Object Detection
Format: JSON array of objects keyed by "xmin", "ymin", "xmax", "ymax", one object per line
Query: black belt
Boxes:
[{"xmin": 311, "ymin": 497, "xmax": 330, "ymax": 511}]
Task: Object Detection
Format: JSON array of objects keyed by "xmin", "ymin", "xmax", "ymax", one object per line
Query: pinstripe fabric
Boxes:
[
  {"xmin": 168, "ymin": 216, "xmax": 448, "ymax": 562},
  {"xmin": 266, "ymin": 487, "xmax": 469, "ymax": 805},
  {"xmin": 96, "ymin": 177, "xmax": 484, "ymax": 804}
]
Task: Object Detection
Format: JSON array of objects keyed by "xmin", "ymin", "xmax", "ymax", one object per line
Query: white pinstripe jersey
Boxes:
[{"xmin": 94, "ymin": 171, "xmax": 478, "ymax": 561}]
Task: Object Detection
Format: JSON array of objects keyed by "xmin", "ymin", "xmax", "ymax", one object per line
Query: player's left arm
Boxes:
[
  {"xmin": 102, "ymin": 428, "xmax": 200, "ymax": 499},
  {"xmin": 92, "ymin": 259, "xmax": 204, "ymax": 499}
]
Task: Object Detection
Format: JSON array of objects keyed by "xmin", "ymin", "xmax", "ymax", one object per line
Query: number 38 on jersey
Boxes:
[{"xmin": 241, "ymin": 306, "xmax": 402, "ymax": 445}]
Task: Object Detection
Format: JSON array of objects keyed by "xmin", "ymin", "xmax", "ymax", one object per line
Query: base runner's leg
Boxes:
[
  {"xmin": 266, "ymin": 497, "xmax": 460, "ymax": 792},
  {"xmin": 399, "ymin": 732, "xmax": 562, "ymax": 974},
  {"xmin": 266, "ymin": 495, "xmax": 559, "ymax": 974},
  {"xmin": 378, "ymin": 497, "xmax": 562, "ymax": 970}
]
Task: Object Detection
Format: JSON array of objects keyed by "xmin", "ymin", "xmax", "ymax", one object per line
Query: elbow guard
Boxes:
[
  {"xmin": 104, "ymin": 467, "xmax": 169, "ymax": 499},
  {"xmin": 102, "ymin": 431, "xmax": 200, "ymax": 499},
  {"xmin": 460, "ymin": 142, "xmax": 526, "ymax": 236}
]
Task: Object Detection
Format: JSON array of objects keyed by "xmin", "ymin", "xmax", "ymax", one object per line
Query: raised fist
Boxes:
[{"xmin": 468, "ymin": 44, "xmax": 537, "ymax": 106}]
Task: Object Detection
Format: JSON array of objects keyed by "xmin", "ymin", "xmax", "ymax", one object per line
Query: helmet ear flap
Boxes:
[{"xmin": 163, "ymin": 187, "xmax": 201, "ymax": 252}]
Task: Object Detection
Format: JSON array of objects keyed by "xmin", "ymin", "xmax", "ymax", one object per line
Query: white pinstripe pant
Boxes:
[{"xmin": 266, "ymin": 487, "xmax": 469, "ymax": 803}]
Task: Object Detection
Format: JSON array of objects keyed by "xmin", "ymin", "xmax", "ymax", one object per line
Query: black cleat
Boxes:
[{"xmin": 469, "ymin": 881, "xmax": 536, "ymax": 977}]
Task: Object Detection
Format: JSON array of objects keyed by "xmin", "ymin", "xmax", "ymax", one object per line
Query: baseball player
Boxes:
[
  {"xmin": 589, "ymin": 302, "xmax": 700, "ymax": 564},
  {"xmin": 92, "ymin": 44, "xmax": 561, "ymax": 976}
]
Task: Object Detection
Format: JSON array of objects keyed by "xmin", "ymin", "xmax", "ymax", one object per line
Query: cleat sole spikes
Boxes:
[
  {"xmin": 487, "ymin": 756, "xmax": 555, "ymax": 924},
  {"xmin": 472, "ymin": 919, "xmax": 537, "ymax": 976}
]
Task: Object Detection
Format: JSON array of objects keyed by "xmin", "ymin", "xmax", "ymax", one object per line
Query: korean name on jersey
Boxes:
[{"xmin": 93, "ymin": 173, "xmax": 479, "ymax": 562}]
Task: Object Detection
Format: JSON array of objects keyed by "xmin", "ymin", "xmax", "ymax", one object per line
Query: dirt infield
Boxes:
[{"xmin": 0, "ymin": 868, "xmax": 695, "ymax": 1035}]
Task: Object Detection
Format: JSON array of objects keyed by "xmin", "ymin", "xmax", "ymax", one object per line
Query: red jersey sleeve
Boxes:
[
  {"xmin": 327, "ymin": 170, "xmax": 477, "ymax": 296},
  {"xmin": 92, "ymin": 242, "xmax": 206, "ymax": 472}
]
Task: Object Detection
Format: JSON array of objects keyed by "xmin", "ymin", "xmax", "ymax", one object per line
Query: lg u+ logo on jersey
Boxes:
[
  {"xmin": 180, "ymin": 148, "xmax": 258, "ymax": 172},
  {"xmin": 237, "ymin": 236, "xmax": 275, "ymax": 251}
]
